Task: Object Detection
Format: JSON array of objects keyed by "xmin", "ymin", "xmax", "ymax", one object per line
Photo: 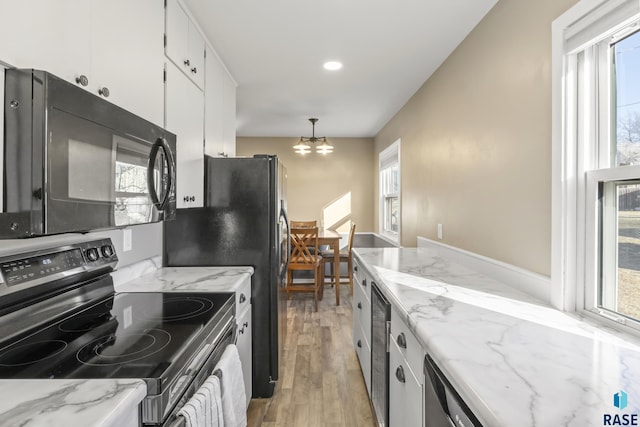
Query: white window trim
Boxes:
[
  {"xmin": 552, "ymin": 0, "xmax": 640, "ymax": 325},
  {"xmin": 379, "ymin": 139, "xmax": 401, "ymax": 243}
]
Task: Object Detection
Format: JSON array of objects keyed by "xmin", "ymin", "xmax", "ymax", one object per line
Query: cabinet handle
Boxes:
[
  {"xmin": 239, "ymin": 293, "xmax": 246, "ymax": 303},
  {"xmin": 357, "ymin": 339, "xmax": 362, "ymax": 348},
  {"xmin": 98, "ymin": 87, "xmax": 110, "ymax": 98},
  {"xmin": 396, "ymin": 332, "xmax": 407, "ymax": 349},
  {"xmin": 239, "ymin": 322, "xmax": 249, "ymax": 334},
  {"xmin": 362, "ymin": 279, "xmax": 367, "ymax": 287},
  {"xmin": 75, "ymin": 75, "xmax": 89, "ymax": 86},
  {"xmin": 357, "ymin": 302, "xmax": 362, "ymax": 309},
  {"xmin": 354, "ymin": 266, "xmax": 358, "ymax": 272},
  {"xmin": 395, "ymin": 365, "xmax": 406, "ymax": 383},
  {"xmin": 184, "ymin": 59, "xmax": 190, "ymax": 66},
  {"xmin": 191, "ymin": 67, "xmax": 197, "ymax": 74}
]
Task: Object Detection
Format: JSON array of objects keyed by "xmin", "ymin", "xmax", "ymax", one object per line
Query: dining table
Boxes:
[{"xmin": 317, "ymin": 229, "xmax": 343, "ymax": 305}]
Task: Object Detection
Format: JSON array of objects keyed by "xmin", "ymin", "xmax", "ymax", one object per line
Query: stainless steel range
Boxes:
[{"xmin": 0, "ymin": 238, "xmax": 235, "ymax": 426}]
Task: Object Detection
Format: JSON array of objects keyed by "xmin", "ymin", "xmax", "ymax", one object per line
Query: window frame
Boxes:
[
  {"xmin": 379, "ymin": 139, "xmax": 401, "ymax": 242},
  {"xmin": 553, "ymin": 0, "xmax": 640, "ymax": 332}
]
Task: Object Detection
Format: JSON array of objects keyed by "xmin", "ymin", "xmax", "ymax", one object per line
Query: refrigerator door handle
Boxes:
[{"xmin": 278, "ymin": 202, "xmax": 291, "ymax": 282}]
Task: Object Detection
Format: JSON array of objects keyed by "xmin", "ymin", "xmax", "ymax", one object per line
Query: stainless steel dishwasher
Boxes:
[
  {"xmin": 371, "ymin": 282, "xmax": 391, "ymax": 427},
  {"xmin": 424, "ymin": 354, "xmax": 483, "ymax": 427}
]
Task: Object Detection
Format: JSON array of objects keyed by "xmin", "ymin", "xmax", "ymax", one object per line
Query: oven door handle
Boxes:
[
  {"xmin": 147, "ymin": 137, "xmax": 174, "ymax": 211},
  {"xmin": 166, "ymin": 415, "xmax": 186, "ymax": 427},
  {"xmin": 185, "ymin": 344, "xmax": 211, "ymax": 376}
]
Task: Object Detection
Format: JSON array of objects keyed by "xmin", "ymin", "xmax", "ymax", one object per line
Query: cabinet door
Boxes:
[
  {"xmin": 389, "ymin": 339, "xmax": 423, "ymax": 427},
  {"xmin": 221, "ymin": 71, "xmax": 236, "ymax": 156},
  {"xmin": 165, "ymin": 0, "xmax": 204, "ymax": 89},
  {"xmin": 187, "ymin": 22, "xmax": 205, "ymax": 89},
  {"xmin": 165, "ymin": 62, "xmax": 204, "ymax": 208},
  {"xmin": 91, "ymin": 0, "xmax": 165, "ymax": 126},
  {"xmin": 165, "ymin": 0, "xmax": 189, "ymax": 69},
  {"xmin": 353, "ymin": 322, "xmax": 372, "ymax": 396},
  {"xmin": 236, "ymin": 305, "xmax": 252, "ymax": 409},
  {"xmin": 0, "ymin": 0, "xmax": 90, "ymax": 84},
  {"xmin": 204, "ymin": 48, "xmax": 225, "ymax": 157}
]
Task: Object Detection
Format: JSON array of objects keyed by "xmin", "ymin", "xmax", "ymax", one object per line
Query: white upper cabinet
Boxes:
[
  {"xmin": 91, "ymin": 0, "xmax": 165, "ymax": 126},
  {"xmin": 205, "ymin": 48, "xmax": 236, "ymax": 158},
  {"xmin": 0, "ymin": 0, "xmax": 165, "ymax": 126},
  {"xmin": 0, "ymin": 0, "xmax": 90, "ymax": 85},
  {"xmin": 165, "ymin": 61, "xmax": 204, "ymax": 208},
  {"xmin": 165, "ymin": 0, "xmax": 205, "ymax": 89},
  {"xmin": 221, "ymin": 70, "xmax": 237, "ymax": 157}
]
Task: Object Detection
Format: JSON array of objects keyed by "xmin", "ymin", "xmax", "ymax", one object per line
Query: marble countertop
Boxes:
[
  {"xmin": 354, "ymin": 247, "xmax": 640, "ymax": 426},
  {"xmin": 0, "ymin": 379, "xmax": 146, "ymax": 427},
  {"xmin": 0, "ymin": 264, "xmax": 253, "ymax": 427}
]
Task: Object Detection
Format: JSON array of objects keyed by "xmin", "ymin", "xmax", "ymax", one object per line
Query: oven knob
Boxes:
[
  {"xmin": 85, "ymin": 247, "xmax": 100, "ymax": 262},
  {"xmin": 101, "ymin": 245, "xmax": 114, "ymax": 258}
]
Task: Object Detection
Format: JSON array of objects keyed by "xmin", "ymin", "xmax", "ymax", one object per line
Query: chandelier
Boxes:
[{"xmin": 293, "ymin": 118, "xmax": 333, "ymax": 155}]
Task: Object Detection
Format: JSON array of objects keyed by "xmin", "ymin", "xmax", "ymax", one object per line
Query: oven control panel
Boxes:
[{"xmin": 0, "ymin": 238, "xmax": 118, "ymax": 289}]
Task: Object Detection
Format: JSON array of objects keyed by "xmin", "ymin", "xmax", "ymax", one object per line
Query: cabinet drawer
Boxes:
[
  {"xmin": 390, "ymin": 306, "xmax": 424, "ymax": 384},
  {"xmin": 389, "ymin": 338, "xmax": 423, "ymax": 427},
  {"xmin": 353, "ymin": 279, "xmax": 371, "ymax": 347},
  {"xmin": 353, "ymin": 323, "xmax": 371, "ymax": 396},
  {"xmin": 235, "ymin": 275, "xmax": 251, "ymax": 315},
  {"xmin": 353, "ymin": 259, "xmax": 371, "ymax": 303}
]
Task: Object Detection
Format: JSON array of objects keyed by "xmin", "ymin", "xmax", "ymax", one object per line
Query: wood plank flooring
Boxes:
[{"xmin": 247, "ymin": 285, "xmax": 376, "ymax": 427}]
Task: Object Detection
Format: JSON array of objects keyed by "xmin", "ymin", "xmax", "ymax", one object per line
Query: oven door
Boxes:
[{"xmin": 46, "ymin": 107, "xmax": 174, "ymax": 234}]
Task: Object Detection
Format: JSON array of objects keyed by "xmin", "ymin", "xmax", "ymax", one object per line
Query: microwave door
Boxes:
[{"xmin": 47, "ymin": 108, "xmax": 116, "ymax": 234}]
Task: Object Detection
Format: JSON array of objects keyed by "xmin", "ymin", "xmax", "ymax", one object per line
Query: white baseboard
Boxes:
[{"xmin": 416, "ymin": 236, "xmax": 551, "ymax": 304}]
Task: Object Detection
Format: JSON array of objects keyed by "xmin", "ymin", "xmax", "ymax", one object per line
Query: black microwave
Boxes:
[{"xmin": 1, "ymin": 69, "xmax": 176, "ymax": 238}]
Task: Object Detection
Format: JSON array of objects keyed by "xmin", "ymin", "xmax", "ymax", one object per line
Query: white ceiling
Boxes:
[{"xmin": 182, "ymin": 0, "xmax": 498, "ymax": 138}]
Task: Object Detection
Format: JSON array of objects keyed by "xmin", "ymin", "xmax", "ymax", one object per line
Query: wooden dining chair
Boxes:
[
  {"xmin": 321, "ymin": 223, "xmax": 356, "ymax": 295},
  {"xmin": 290, "ymin": 220, "xmax": 322, "ymax": 254},
  {"xmin": 286, "ymin": 226, "xmax": 324, "ymax": 311},
  {"xmin": 290, "ymin": 220, "xmax": 317, "ymax": 228}
]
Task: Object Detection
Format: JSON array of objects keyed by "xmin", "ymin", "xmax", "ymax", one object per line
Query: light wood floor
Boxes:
[{"xmin": 247, "ymin": 285, "xmax": 376, "ymax": 427}]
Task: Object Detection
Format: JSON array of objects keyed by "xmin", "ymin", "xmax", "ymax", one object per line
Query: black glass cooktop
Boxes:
[{"xmin": 0, "ymin": 292, "xmax": 233, "ymax": 380}]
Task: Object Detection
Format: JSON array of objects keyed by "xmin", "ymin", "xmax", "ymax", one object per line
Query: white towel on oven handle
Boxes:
[
  {"xmin": 177, "ymin": 374, "xmax": 223, "ymax": 427},
  {"xmin": 216, "ymin": 344, "xmax": 247, "ymax": 427}
]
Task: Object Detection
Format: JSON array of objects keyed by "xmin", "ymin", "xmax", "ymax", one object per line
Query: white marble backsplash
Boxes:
[
  {"xmin": 111, "ymin": 255, "xmax": 162, "ymax": 288},
  {"xmin": 115, "ymin": 266, "xmax": 254, "ymax": 293},
  {"xmin": 354, "ymin": 247, "xmax": 640, "ymax": 426}
]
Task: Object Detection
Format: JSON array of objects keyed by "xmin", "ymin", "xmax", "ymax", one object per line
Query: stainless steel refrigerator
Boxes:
[{"xmin": 163, "ymin": 154, "xmax": 289, "ymax": 397}]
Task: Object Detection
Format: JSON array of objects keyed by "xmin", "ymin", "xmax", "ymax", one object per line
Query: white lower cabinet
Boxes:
[
  {"xmin": 353, "ymin": 322, "xmax": 372, "ymax": 395},
  {"xmin": 352, "ymin": 259, "xmax": 372, "ymax": 395},
  {"xmin": 389, "ymin": 338, "xmax": 423, "ymax": 427},
  {"xmin": 234, "ymin": 276, "xmax": 252, "ymax": 409},
  {"xmin": 236, "ymin": 304, "xmax": 252, "ymax": 409},
  {"xmin": 353, "ymin": 255, "xmax": 424, "ymax": 427}
]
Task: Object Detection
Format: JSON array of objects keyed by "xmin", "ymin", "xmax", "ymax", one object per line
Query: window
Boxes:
[
  {"xmin": 554, "ymin": 0, "xmax": 640, "ymax": 331},
  {"xmin": 379, "ymin": 140, "xmax": 400, "ymax": 241},
  {"xmin": 113, "ymin": 140, "xmax": 158, "ymax": 226}
]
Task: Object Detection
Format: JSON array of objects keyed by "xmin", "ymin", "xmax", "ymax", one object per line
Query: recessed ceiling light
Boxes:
[{"xmin": 323, "ymin": 61, "xmax": 343, "ymax": 71}]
